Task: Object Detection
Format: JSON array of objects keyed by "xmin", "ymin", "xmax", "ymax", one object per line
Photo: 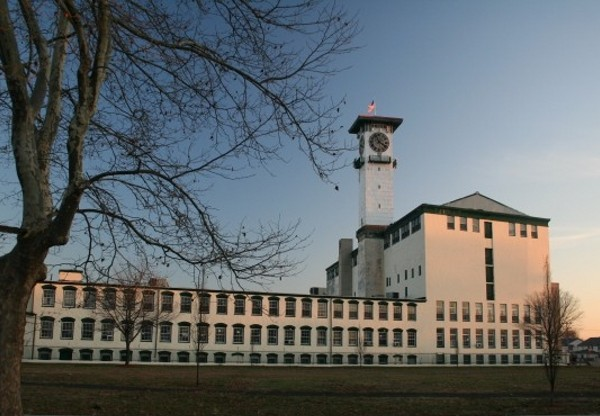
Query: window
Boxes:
[
  {"xmin": 393, "ymin": 329, "xmax": 403, "ymax": 347},
  {"xmin": 103, "ymin": 289, "xmax": 116, "ymax": 310},
  {"xmin": 301, "ymin": 327, "xmax": 311, "ymax": 346},
  {"xmin": 500, "ymin": 330, "xmax": 508, "ymax": 349},
  {"xmin": 161, "ymin": 292, "xmax": 173, "ymax": 312},
  {"xmin": 411, "ymin": 216, "xmax": 421, "ymax": 233},
  {"xmin": 252, "ymin": 297, "xmax": 263, "ymax": 315},
  {"xmin": 250, "ymin": 325, "xmax": 261, "ymax": 345},
  {"xmin": 160, "ymin": 322, "xmax": 172, "ymax": 342},
  {"xmin": 317, "ymin": 300, "xmax": 328, "ymax": 318},
  {"xmin": 267, "ymin": 326, "xmax": 278, "ymax": 345},
  {"xmin": 407, "ymin": 304, "xmax": 417, "ymax": 321},
  {"xmin": 500, "ymin": 304, "xmax": 507, "ymax": 323},
  {"xmin": 83, "ymin": 288, "xmax": 96, "ymax": 309},
  {"xmin": 348, "ymin": 328, "xmax": 359, "ymax": 346},
  {"xmin": 317, "ymin": 327, "xmax": 327, "ymax": 346},
  {"xmin": 462, "ymin": 302, "xmax": 470, "ymax": 322},
  {"xmin": 180, "ymin": 293, "xmax": 192, "ymax": 313},
  {"xmin": 484, "ymin": 221, "xmax": 493, "ymax": 238},
  {"xmin": 447, "ymin": 215, "xmax": 455, "ymax": 230},
  {"xmin": 436, "ymin": 301, "xmax": 445, "ymax": 321},
  {"xmin": 460, "ymin": 216, "xmax": 467, "ymax": 231},
  {"xmin": 301, "ymin": 298, "xmax": 312, "ymax": 318},
  {"xmin": 42, "ymin": 286, "xmax": 56, "ymax": 307},
  {"xmin": 141, "ymin": 321, "xmax": 153, "ymax": 342},
  {"xmin": 393, "ymin": 303, "xmax": 402, "ymax": 320},
  {"xmin": 40, "ymin": 317, "xmax": 54, "ymax": 339},
  {"xmin": 512, "ymin": 330, "xmax": 520, "ymax": 349},
  {"xmin": 178, "ymin": 323, "xmax": 191, "ymax": 343},
  {"xmin": 436, "ymin": 328, "xmax": 445, "ymax": 348},
  {"xmin": 234, "ymin": 296, "xmax": 246, "ymax": 315},
  {"xmin": 488, "ymin": 329, "xmax": 496, "ymax": 349},
  {"xmin": 407, "ymin": 329, "xmax": 417, "ymax": 348},
  {"xmin": 215, "ymin": 324, "xmax": 227, "ymax": 344},
  {"xmin": 233, "ymin": 325, "xmax": 244, "ymax": 344},
  {"xmin": 285, "ymin": 298, "xmax": 296, "ymax": 317},
  {"xmin": 476, "ymin": 329, "xmax": 484, "ymax": 348},
  {"xmin": 197, "ymin": 323, "xmax": 209, "ymax": 343},
  {"xmin": 332, "ymin": 327, "xmax": 343, "ymax": 346},
  {"xmin": 485, "ymin": 248, "xmax": 494, "ymax": 265},
  {"xmin": 349, "ymin": 301, "xmax": 359, "ymax": 319},
  {"xmin": 509, "ymin": 222, "xmax": 516, "ymax": 236},
  {"xmin": 524, "ymin": 330, "xmax": 532, "ymax": 349},
  {"xmin": 269, "ymin": 297, "xmax": 279, "ymax": 316},
  {"xmin": 333, "ymin": 301, "xmax": 343, "ymax": 319},
  {"xmin": 101, "ymin": 319, "xmax": 114, "ymax": 341},
  {"xmin": 487, "ymin": 303, "xmax": 495, "ymax": 323},
  {"xmin": 363, "ymin": 328, "xmax": 373, "ymax": 346},
  {"xmin": 217, "ymin": 295, "xmax": 228, "ymax": 314},
  {"xmin": 531, "ymin": 225, "xmax": 538, "ymax": 239},
  {"xmin": 475, "ymin": 303, "xmax": 483, "ymax": 322},
  {"xmin": 364, "ymin": 302, "xmax": 373, "ymax": 320},
  {"xmin": 284, "ymin": 326, "xmax": 295, "ymax": 345},
  {"xmin": 61, "ymin": 318, "xmax": 74, "ymax": 339},
  {"xmin": 462, "ymin": 329, "xmax": 471, "ymax": 348},
  {"xmin": 401, "ymin": 223, "xmax": 410, "ymax": 239},
  {"xmin": 199, "ymin": 294, "xmax": 210, "ymax": 314},
  {"xmin": 142, "ymin": 291, "xmax": 155, "ymax": 312},
  {"xmin": 449, "ymin": 301, "xmax": 458, "ymax": 321},
  {"xmin": 450, "ymin": 328, "xmax": 458, "ymax": 348},
  {"xmin": 378, "ymin": 302, "xmax": 388, "ymax": 320},
  {"xmin": 81, "ymin": 318, "xmax": 95, "ymax": 340},
  {"xmin": 472, "ymin": 218, "xmax": 480, "ymax": 232},
  {"xmin": 373, "ymin": 329, "xmax": 386, "ymax": 348},
  {"xmin": 524, "ymin": 305, "xmax": 531, "ymax": 323},
  {"xmin": 62, "ymin": 287, "xmax": 76, "ymax": 308},
  {"xmin": 520, "ymin": 223, "xmax": 527, "ymax": 237},
  {"xmin": 512, "ymin": 304, "xmax": 520, "ymax": 323}
]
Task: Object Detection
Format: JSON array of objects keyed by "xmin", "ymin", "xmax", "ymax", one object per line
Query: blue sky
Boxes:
[{"xmin": 201, "ymin": 1, "xmax": 600, "ymax": 338}]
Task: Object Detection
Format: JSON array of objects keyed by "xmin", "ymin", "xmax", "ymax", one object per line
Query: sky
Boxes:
[{"xmin": 199, "ymin": 0, "xmax": 600, "ymax": 339}]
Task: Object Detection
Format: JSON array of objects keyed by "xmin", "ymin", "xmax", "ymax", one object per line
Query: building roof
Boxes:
[
  {"xmin": 443, "ymin": 192, "xmax": 527, "ymax": 216},
  {"xmin": 348, "ymin": 115, "xmax": 403, "ymax": 134},
  {"xmin": 579, "ymin": 337, "xmax": 600, "ymax": 348}
]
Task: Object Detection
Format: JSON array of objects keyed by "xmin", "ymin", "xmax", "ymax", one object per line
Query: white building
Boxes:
[{"xmin": 24, "ymin": 114, "xmax": 550, "ymax": 365}]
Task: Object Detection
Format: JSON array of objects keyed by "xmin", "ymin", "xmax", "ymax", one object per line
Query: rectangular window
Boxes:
[
  {"xmin": 475, "ymin": 329, "xmax": 484, "ymax": 348},
  {"xmin": 301, "ymin": 299, "xmax": 312, "ymax": 318},
  {"xmin": 511, "ymin": 304, "xmax": 519, "ymax": 323},
  {"xmin": 407, "ymin": 330, "xmax": 417, "ymax": 348},
  {"xmin": 198, "ymin": 324, "xmax": 209, "ymax": 343},
  {"xmin": 63, "ymin": 289, "xmax": 76, "ymax": 308},
  {"xmin": 472, "ymin": 218, "xmax": 480, "ymax": 232},
  {"xmin": 141, "ymin": 323, "xmax": 153, "ymax": 342},
  {"xmin": 81, "ymin": 321, "xmax": 94, "ymax": 340},
  {"xmin": 524, "ymin": 330, "xmax": 532, "ymax": 349},
  {"xmin": 285, "ymin": 299, "xmax": 296, "ymax": 317},
  {"xmin": 486, "ymin": 282, "xmax": 495, "ymax": 301},
  {"xmin": 40, "ymin": 319, "xmax": 54, "ymax": 339},
  {"xmin": 83, "ymin": 290, "xmax": 96, "ymax": 309},
  {"xmin": 317, "ymin": 301, "xmax": 328, "ymax": 318},
  {"xmin": 436, "ymin": 328, "xmax": 445, "ymax": 348},
  {"xmin": 42, "ymin": 288, "xmax": 55, "ymax": 307},
  {"xmin": 267, "ymin": 327, "xmax": 278, "ymax": 345},
  {"xmin": 363, "ymin": 303, "xmax": 373, "ymax": 320},
  {"xmin": 393, "ymin": 303, "xmax": 402, "ymax": 320},
  {"xmin": 500, "ymin": 329, "xmax": 508, "ymax": 349},
  {"xmin": 333, "ymin": 302, "xmax": 343, "ymax": 319},
  {"xmin": 269, "ymin": 299, "xmax": 279, "ymax": 316},
  {"xmin": 487, "ymin": 303, "xmax": 495, "ymax": 323},
  {"xmin": 161, "ymin": 293, "xmax": 173, "ymax": 312},
  {"xmin": 160, "ymin": 324, "xmax": 172, "ymax": 343},
  {"xmin": 215, "ymin": 326, "xmax": 226, "ymax": 344},
  {"xmin": 178, "ymin": 325, "xmax": 190, "ymax": 343},
  {"xmin": 378, "ymin": 330, "xmax": 388, "ymax": 347},
  {"xmin": 462, "ymin": 329, "xmax": 471, "ymax": 349},
  {"xmin": 378, "ymin": 303, "xmax": 388, "ymax": 320},
  {"xmin": 450, "ymin": 328, "xmax": 458, "ymax": 348},
  {"xmin": 233, "ymin": 326, "xmax": 244, "ymax": 344},
  {"xmin": 488, "ymin": 329, "xmax": 496, "ymax": 349},
  {"xmin": 333, "ymin": 328, "xmax": 343, "ymax": 346},
  {"xmin": 531, "ymin": 225, "xmax": 538, "ymax": 239},
  {"xmin": 520, "ymin": 224, "xmax": 527, "ymax": 237},
  {"xmin": 449, "ymin": 301, "xmax": 458, "ymax": 321},
  {"xmin": 447, "ymin": 216, "xmax": 455, "ymax": 230},
  {"xmin": 462, "ymin": 301, "xmax": 470, "ymax": 322},
  {"xmin": 180, "ymin": 294, "xmax": 192, "ymax": 313},
  {"xmin": 217, "ymin": 297, "xmax": 228, "ymax": 314},
  {"xmin": 436, "ymin": 300, "xmax": 444, "ymax": 321},
  {"xmin": 199, "ymin": 294, "xmax": 210, "ymax": 314},
  {"xmin": 485, "ymin": 248, "xmax": 494, "ymax": 265},
  {"xmin": 363, "ymin": 329, "xmax": 373, "ymax": 347},
  {"xmin": 512, "ymin": 330, "xmax": 520, "ymax": 349},
  {"xmin": 284, "ymin": 327, "xmax": 295, "ymax": 345},
  {"xmin": 317, "ymin": 328, "xmax": 327, "ymax": 346},
  {"xmin": 484, "ymin": 221, "xmax": 493, "ymax": 238},
  {"xmin": 234, "ymin": 297, "xmax": 246, "ymax": 315},
  {"xmin": 509, "ymin": 222, "xmax": 516, "ymax": 236},
  {"xmin": 475, "ymin": 303, "xmax": 483, "ymax": 322},
  {"xmin": 348, "ymin": 329, "xmax": 358, "ymax": 346},
  {"xmin": 460, "ymin": 216, "xmax": 468, "ymax": 231},
  {"xmin": 500, "ymin": 304, "xmax": 507, "ymax": 323},
  {"xmin": 101, "ymin": 321, "xmax": 114, "ymax": 341},
  {"xmin": 523, "ymin": 305, "xmax": 531, "ymax": 323},
  {"xmin": 393, "ymin": 330, "xmax": 402, "ymax": 347},
  {"xmin": 142, "ymin": 292, "xmax": 155, "ymax": 312},
  {"xmin": 349, "ymin": 302, "xmax": 358, "ymax": 319},
  {"xmin": 252, "ymin": 298, "xmax": 263, "ymax": 315},
  {"xmin": 301, "ymin": 328, "xmax": 311, "ymax": 346},
  {"xmin": 407, "ymin": 304, "xmax": 417, "ymax": 321},
  {"xmin": 61, "ymin": 320, "xmax": 74, "ymax": 339}
]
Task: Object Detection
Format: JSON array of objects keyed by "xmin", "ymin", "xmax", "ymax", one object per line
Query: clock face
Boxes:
[{"xmin": 369, "ymin": 132, "xmax": 389, "ymax": 153}]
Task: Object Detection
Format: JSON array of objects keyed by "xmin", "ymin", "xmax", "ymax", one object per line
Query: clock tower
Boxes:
[{"xmin": 349, "ymin": 114, "xmax": 403, "ymax": 297}]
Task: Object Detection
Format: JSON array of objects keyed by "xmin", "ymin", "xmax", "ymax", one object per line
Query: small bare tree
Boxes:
[
  {"xmin": 524, "ymin": 263, "xmax": 582, "ymax": 402},
  {"xmin": 96, "ymin": 263, "xmax": 174, "ymax": 365}
]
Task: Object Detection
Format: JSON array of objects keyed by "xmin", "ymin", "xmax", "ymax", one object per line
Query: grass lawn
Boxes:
[{"xmin": 21, "ymin": 363, "xmax": 600, "ymax": 415}]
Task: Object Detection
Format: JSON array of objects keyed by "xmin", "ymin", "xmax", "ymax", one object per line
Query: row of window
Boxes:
[
  {"xmin": 385, "ymin": 266, "xmax": 422, "ymax": 287},
  {"xmin": 435, "ymin": 301, "xmax": 535, "ymax": 324},
  {"xmin": 40, "ymin": 286, "xmax": 418, "ymax": 321},
  {"xmin": 386, "ymin": 216, "xmax": 422, "ymax": 247},
  {"xmin": 435, "ymin": 328, "xmax": 542, "ymax": 350},
  {"xmin": 36, "ymin": 347, "xmax": 544, "ymax": 366},
  {"xmin": 38, "ymin": 317, "xmax": 418, "ymax": 348},
  {"xmin": 447, "ymin": 216, "xmax": 539, "ymax": 239}
]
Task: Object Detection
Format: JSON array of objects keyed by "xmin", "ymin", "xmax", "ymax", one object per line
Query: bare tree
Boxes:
[
  {"xmin": 0, "ymin": 1, "xmax": 358, "ymax": 414},
  {"xmin": 95, "ymin": 262, "xmax": 174, "ymax": 365},
  {"xmin": 524, "ymin": 263, "xmax": 582, "ymax": 402}
]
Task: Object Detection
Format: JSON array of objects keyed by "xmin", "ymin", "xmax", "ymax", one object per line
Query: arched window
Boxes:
[
  {"xmin": 102, "ymin": 288, "xmax": 116, "ymax": 310},
  {"xmin": 215, "ymin": 323, "xmax": 227, "ymax": 344},
  {"xmin": 41, "ymin": 285, "xmax": 56, "ymax": 307},
  {"xmin": 141, "ymin": 320, "xmax": 153, "ymax": 342},
  {"xmin": 407, "ymin": 329, "xmax": 417, "ymax": 348},
  {"xmin": 300, "ymin": 326, "xmax": 311, "ymax": 346},
  {"xmin": 40, "ymin": 316, "xmax": 54, "ymax": 339},
  {"xmin": 139, "ymin": 350, "xmax": 152, "ymax": 362},
  {"xmin": 158, "ymin": 351, "xmax": 171, "ymax": 362},
  {"xmin": 60, "ymin": 317, "xmax": 75, "ymax": 340},
  {"xmin": 159, "ymin": 322, "xmax": 172, "ymax": 342},
  {"xmin": 79, "ymin": 349, "xmax": 93, "ymax": 361},
  {"xmin": 251, "ymin": 296, "xmax": 263, "ymax": 315},
  {"xmin": 178, "ymin": 322, "xmax": 191, "ymax": 343},
  {"xmin": 83, "ymin": 287, "xmax": 97, "ymax": 309},
  {"xmin": 59, "ymin": 348, "xmax": 73, "ymax": 360},
  {"xmin": 233, "ymin": 324, "xmax": 245, "ymax": 344},
  {"xmin": 62, "ymin": 286, "xmax": 76, "ymax": 308},
  {"xmin": 38, "ymin": 348, "xmax": 52, "ymax": 360},
  {"xmin": 284, "ymin": 325, "xmax": 295, "ymax": 345},
  {"xmin": 161, "ymin": 291, "xmax": 174, "ymax": 312},
  {"xmin": 180, "ymin": 292, "xmax": 192, "ymax": 313},
  {"xmin": 250, "ymin": 324, "xmax": 262, "ymax": 345},
  {"xmin": 378, "ymin": 328, "xmax": 388, "ymax": 347},
  {"xmin": 81, "ymin": 318, "xmax": 95, "ymax": 340},
  {"xmin": 178, "ymin": 351, "xmax": 190, "ymax": 363}
]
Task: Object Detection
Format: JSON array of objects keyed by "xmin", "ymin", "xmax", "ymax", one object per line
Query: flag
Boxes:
[{"xmin": 367, "ymin": 100, "xmax": 376, "ymax": 114}]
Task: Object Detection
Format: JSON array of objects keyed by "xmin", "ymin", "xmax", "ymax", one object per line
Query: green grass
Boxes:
[{"xmin": 21, "ymin": 363, "xmax": 600, "ymax": 415}]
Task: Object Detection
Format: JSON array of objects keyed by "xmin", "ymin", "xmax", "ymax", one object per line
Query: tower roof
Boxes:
[{"xmin": 348, "ymin": 115, "xmax": 403, "ymax": 134}]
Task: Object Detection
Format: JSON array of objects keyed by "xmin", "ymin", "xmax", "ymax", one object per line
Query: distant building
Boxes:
[{"xmin": 23, "ymin": 114, "xmax": 551, "ymax": 365}]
